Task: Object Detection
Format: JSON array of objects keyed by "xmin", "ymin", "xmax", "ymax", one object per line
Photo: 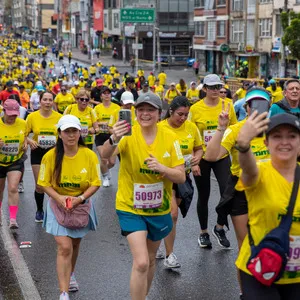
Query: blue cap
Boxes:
[
  {"xmin": 269, "ymin": 79, "xmax": 276, "ymax": 84},
  {"xmin": 245, "ymin": 87, "xmax": 271, "ymax": 103}
]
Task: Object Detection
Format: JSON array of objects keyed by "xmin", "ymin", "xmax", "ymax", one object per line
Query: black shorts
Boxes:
[
  {"xmin": 31, "ymin": 147, "xmax": 52, "ymax": 165},
  {"xmin": 0, "ymin": 160, "xmax": 24, "ymax": 178},
  {"xmin": 95, "ymin": 133, "xmax": 110, "ymax": 147}
]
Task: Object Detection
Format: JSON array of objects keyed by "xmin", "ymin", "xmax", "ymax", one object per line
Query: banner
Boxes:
[{"xmin": 93, "ymin": 0, "xmax": 104, "ymax": 31}]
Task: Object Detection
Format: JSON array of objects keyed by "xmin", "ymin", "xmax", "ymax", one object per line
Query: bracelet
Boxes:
[
  {"xmin": 78, "ymin": 195, "xmax": 86, "ymax": 204},
  {"xmin": 109, "ymin": 135, "xmax": 119, "ymax": 146},
  {"xmin": 234, "ymin": 144, "xmax": 251, "ymax": 153},
  {"xmin": 217, "ymin": 126, "xmax": 226, "ymax": 132}
]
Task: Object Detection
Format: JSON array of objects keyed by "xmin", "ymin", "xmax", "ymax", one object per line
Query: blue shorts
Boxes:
[{"xmin": 116, "ymin": 210, "xmax": 173, "ymax": 242}]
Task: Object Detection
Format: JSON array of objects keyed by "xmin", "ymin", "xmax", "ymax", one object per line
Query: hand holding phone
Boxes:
[
  {"xmin": 118, "ymin": 109, "xmax": 132, "ymax": 136},
  {"xmin": 66, "ymin": 197, "xmax": 73, "ymax": 209}
]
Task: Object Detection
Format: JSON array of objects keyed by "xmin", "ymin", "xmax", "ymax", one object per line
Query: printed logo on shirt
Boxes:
[
  {"xmin": 80, "ymin": 168, "xmax": 87, "ymax": 174},
  {"xmin": 174, "ymin": 140, "xmax": 183, "ymax": 160},
  {"xmin": 187, "ymin": 134, "xmax": 192, "ymax": 138},
  {"xmin": 163, "ymin": 151, "xmax": 170, "ymax": 158}
]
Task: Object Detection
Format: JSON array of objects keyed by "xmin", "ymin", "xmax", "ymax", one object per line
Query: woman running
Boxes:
[
  {"xmin": 38, "ymin": 115, "xmax": 101, "ymax": 300},
  {"xmin": 101, "ymin": 92, "xmax": 185, "ymax": 300},
  {"xmin": 64, "ymin": 90, "xmax": 99, "ymax": 150},
  {"xmin": 159, "ymin": 96, "xmax": 203, "ymax": 268},
  {"xmin": 0, "ymin": 99, "xmax": 27, "ymax": 228},
  {"xmin": 26, "ymin": 91, "xmax": 62, "ymax": 222}
]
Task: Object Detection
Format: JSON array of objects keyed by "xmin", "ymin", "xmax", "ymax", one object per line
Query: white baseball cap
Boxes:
[
  {"xmin": 203, "ymin": 74, "xmax": 224, "ymax": 86},
  {"xmin": 57, "ymin": 115, "xmax": 81, "ymax": 131},
  {"xmin": 121, "ymin": 91, "xmax": 134, "ymax": 105}
]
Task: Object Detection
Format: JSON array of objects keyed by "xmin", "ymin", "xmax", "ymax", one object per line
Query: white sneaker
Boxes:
[
  {"xmin": 9, "ymin": 218, "xmax": 19, "ymax": 229},
  {"xmin": 156, "ymin": 244, "xmax": 165, "ymax": 259},
  {"xmin": 107, "ymin": 169, "xmax": 112, "ymax": 180},
  {"xmin": 59, "ymin": 292, "xmax": 70, "ymax": 300},
  {"xmin": 163, "ymin": 253, "xmax": 181, "ymax": 269},
  {"xmin": 103, "ymin": 177, "xmax": 110, "ymax": 187},
  {"xmin": 18, "ymin": 182, "xmax": 24, "ymax": 193}
]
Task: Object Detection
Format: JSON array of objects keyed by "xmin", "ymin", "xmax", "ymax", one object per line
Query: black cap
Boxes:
[
  {"xmin": 101, "ymin": 86, "xmax": 111, "ymax": 94},
  {"xmin": 6, "ymin": 80, "xmax": 13, "ymax": 87},
  {"xmin": 143, "ymin": 81, "xmax": 149, "ymax": 87},
  {"xmin": 266, "ymin": 114, "xmax": 300, "ymax": 135},
  {"xmin": 125, "ymin": 77, "xmax": 135, "ymax": 84}
]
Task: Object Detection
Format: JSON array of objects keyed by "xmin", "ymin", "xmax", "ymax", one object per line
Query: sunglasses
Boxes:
[
  {"xmin": 206, "ymin": 85, "xmax": 222, "ymax": 90},
  {"xmin": 79, "ymin": 98, "xmax": 89, "ymax": 102},
  {"xmin": 220, "ymin": 91, "xmax": 227, "ymax": 94},
  {"xmin": 61, "ymin": 89, "xmax": 67, "ymax": 92}
]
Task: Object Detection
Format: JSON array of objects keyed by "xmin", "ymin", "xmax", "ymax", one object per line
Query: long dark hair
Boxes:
[
  {"xmin": 53, "ymin": 129, "xmax": 86, "ymax": 185},
  {"xmin": 164, "ymin": 96, "xmax": 190, "ymax": 119},
  {"xmin": 179, "ymin": 79, "xmax": 186, "ymax": 90}
]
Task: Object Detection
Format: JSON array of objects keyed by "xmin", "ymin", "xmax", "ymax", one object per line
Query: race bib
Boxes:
[
  {"xmin": 133, "ymin": 182, "xmax": 163, "ymax": 209},
  {"xmin": 203, "ymin": 129, "xmax": 216, "ymax": 146},
  {"xmin": 1, "ymin": 142, "xmax": 19, "ymax": 155},
  {"xmin": 286, "ymin": 235, "xmax": 300, "ymax": 272},
  {"xmin": 81, "ymin": 125, "xmax": 89, "ymax": 137},
  {"xmin": 38, "ymin": 135, "xmax": 56, "ymax": 149}
]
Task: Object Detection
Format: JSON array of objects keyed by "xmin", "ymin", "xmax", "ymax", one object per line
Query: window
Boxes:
[
  {"xmin": 104, "ymin": 14, "xmax": 108, "ymax": 28},
  {"xmin": 276, "ymin": 14, "xmax": 282, "ymax": 36},
  {"xmin": 217, "ymin": 0, "xmax": 226, "ymax": 5},
  {"xmin": 232, "ymin": 0, "xmax": 243, "ymax": 11},
  {"xmin": 113, "ymin": 13, "xmax": 119, "ymax": 28},
  {"xmin": 296, "ymin": 0, "xmax": 300, "ymax": 4},
  {"xmin": 231, "ymin": 20, "xmax": 244, "ymax": 42},
  {"xmin": 195, "ymin": 0, "xmax": 205, "ymax": 7},
  {"xmin": 207, "ymin": 21, "xmax": 216, "ymax": 41},
  {"xmin": 259, "ymin": 18, "xmax": 272, "ymax": 37},
  {"xmin": 217, "ymin": 20, "xmax": 225, "ymax": 37},
  {"xmin": 195, "ymin": 21, "xmax": 205, "ymax": 36},
  {"xmin": 259, "ymin": 0, "xmax": 272, "ymax": 3}
]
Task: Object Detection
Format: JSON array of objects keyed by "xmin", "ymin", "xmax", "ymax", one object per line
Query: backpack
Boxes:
[{"xmin": 275, "ymin": 101, "xmax": 300, "ymax": 118}]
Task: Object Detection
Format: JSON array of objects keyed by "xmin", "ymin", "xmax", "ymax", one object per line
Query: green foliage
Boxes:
[{"xmin": 281, "ymin": 12, "xmax": 300, "ymax": 60}]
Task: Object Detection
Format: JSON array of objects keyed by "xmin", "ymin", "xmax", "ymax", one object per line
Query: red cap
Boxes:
[
  {"xmin": 96, "ymin": 79, "xmax": 104, "ymax": 86},
  {"xmin": 3, "ymin": 99, "xmax": 20, "ymax": 116}
]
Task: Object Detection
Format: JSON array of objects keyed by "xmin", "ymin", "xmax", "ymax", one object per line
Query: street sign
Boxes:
[
  {"xmin": 132, "ymin": 43, "xmax": 143, "ymax": 50},
  {"xmin": 120, "ymin": 8, "xmax": 155, "ymax": 23}
]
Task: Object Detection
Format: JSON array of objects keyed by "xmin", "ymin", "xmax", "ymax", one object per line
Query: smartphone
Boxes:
[
  {"xmin": 66, "ymin": 197, "xmax": 73, "ymax": 209},
  {"xmin": 250, "ymin": 99, "xmax": 269, "ymax": 137},
  {"xmin": 118, "ymin": 109, "xmax": 132, "ymax": 136}
]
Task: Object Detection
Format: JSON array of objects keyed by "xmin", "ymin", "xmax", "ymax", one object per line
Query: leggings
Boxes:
[
  {"xmin": 240, "ymin": 271, "xmax": 300, "ymax": 300},
  {"xmin": 194, "ymin": 156, "xmax": 231, "ymax": 230}
]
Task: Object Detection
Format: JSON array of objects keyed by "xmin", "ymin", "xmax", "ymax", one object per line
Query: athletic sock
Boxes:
[
  {"xmin": 34, "ymin": 191, "xmax": 45, "ymax": 212},
  {"xmin": 9, "ymin": 205, "xmax": 18, "ymax": 220}
]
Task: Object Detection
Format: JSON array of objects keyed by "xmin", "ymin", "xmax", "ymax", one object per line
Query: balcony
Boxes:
[{"xmin": 203, "ymin": 9, "xmax": 217, "ymax": 17}]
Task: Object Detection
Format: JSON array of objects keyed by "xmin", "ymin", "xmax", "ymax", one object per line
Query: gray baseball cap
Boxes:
[
  {"xmin": 203, "ymin": 74, "xmax": 224, "ymax": 86},
  {"xmin": 135, "ymin": 92, "xmax": 162, "ymax": 110}
]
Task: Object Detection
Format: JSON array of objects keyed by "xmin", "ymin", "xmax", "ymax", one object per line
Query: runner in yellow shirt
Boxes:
[
  {"xmin": 154, "ymin": 79, "xmax": 165, "ymax": 100},
  {"xmin": 164, "ymin": 83, "xmax": 181, "ymax": 104},
  {"xmin": 235, "ymin": 113, "xmax": 300, "ymax": 297},
  {"xmin": 0, "ymin": 99, "xmax": 27, "ymax": 229},
  {"xmin": 54, "ymin": 86, "xmax": 76, "ymax": 114},
  {"xmin": 64, "ymin": 90, "xmax": 99, "ymax": 150},
  {"xmin": 101, "ymin": 92, "xmax": 185, "ymax": 300},
  {"xmin": 93, "ymin": 87, "xmax": 120, "ymax": 187},
  {"xmin": 189, "ymin": 74, "xmax": 237, "ymax": 248},
  {"xmin": 148, "ymin": 72, "xmax": 156, "ymax": 87},
  {"xmin": 158, "ymin": 70, "xmax": 167, "ymax": 86},
  {"xmin": 70, "ymin": 81, "xmax": 80, "ymax": 97},
  {"xmin": 26, "ymin": 92, "xmax": 62, "ymax": 222},
  {"xmin": 186, "ymin": 81, "xmax": 200, "ymax": 104},
  {"xmin": 158, "ymin": 96, "xmax": 203, "ymax": 269}
]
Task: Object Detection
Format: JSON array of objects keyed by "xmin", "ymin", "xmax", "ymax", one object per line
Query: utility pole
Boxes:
[
  {"xmin": 152, "ymin": 23, "xmax": 156, "ymax": 72},
  {"xmin": 122, "ymin": 22, "xmax": 126, "ymax": 63},
  {"xmin": 280, "ymin": 0, "xmax": 288, "ymax": 78},
  {"xmin": 39, "ymin": 0, "xmax": 42, "ymax": 43},
  {"xmin": 155, "ymin": 0, "xmax": 161, "ymax": 73},
  {"xmin": 135, "ymin": 25, "xmax": 139, "ymax": 74},
  {"xmin": 57, "ymin": 0, "xmax": 61, "ymax": 42},
  {"xmin": 87, "ymin": 0, "xmax": 92, "ymax": 61},
  {"xmin": 243, "ymin": 0, "xmax": 248, "ymax": 49}
]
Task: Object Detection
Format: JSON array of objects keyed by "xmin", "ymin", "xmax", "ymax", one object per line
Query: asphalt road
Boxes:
[{"xmin": 0, "ymin": 151, "xmax": 241, "ymax": 300}]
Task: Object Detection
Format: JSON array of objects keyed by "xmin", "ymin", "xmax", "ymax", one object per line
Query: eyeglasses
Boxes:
[
  {"xmin": 79, "ymin": 98, "xmax": 89, "ymax": 102},
  {"xmin": 220, "ymin": 91, "xmax": 227, "ymax": 94},
  {"xmin": 61, "ymin": 89, "xmax": 67, "ymax": 92},
  {"xmin": 206, "ymin": 85, "xmax": 222, "ymax": 91}
]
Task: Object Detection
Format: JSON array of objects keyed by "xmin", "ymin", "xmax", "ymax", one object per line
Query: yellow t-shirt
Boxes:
[
  {"xmin": 158, "ymin": 73, "xmax": 167, "ymax": 85},
  {"xmin": 189, "ymin": 98, "xmax": 237, "ymax": 151},
  {"xmin": 164, "ymin": 89, "xmax": 180, "ymax": 104},
  {"xmin": 70, "ymin": 86, "xmax": 81, "ymax": 97},
  {"xmin": 64, "ymin": 104, "xmax": 97, "ymax": 145},
  {"xmin": 176, "ymin": 84, "xmax": 187, "ymax": 94},
  {"xmin": 272, "ymin": 90, "xmax": 284, "ymax": 104},
  {"xmin": 116, "ymin": 125, "xmax": 185, "ymax": 215},
  {"xmin": 236, "ymin": 161, "xmax": 300, "ymax": 284},
  {"xmin": 148, "ymin": 75, "xmax": 156, "ymax": 87},
  {"xmin": 89, "ymin": 66, "xmax": 97, "ymax": 74},
  {"xmin": 154, "ymin": 85, "xmax": 164, "ymax": 99},
  {"xmin": 186, "ymin": 89, "xmax": 200, "ymax": 103},
  {"xmin": 38, "ymin": 146, "xmax": 101, "ymax": 196},
  {"xmin": 109, "ymin": 66, "xmax": 117, "ymax": 75},
  {"xmin": 94, "ymin": 102, "xmax": 120, "ymax": 123},
  {"xmin": 54, "ymin": 93, "xmax": 76, "ymax": 113},
  {"xmin": 235, "ymin": 88, "xmax": 247, "ymax": 100},
  {"xmin": 25, "ymin": 110, "xmax": 62, "ymax": 148},
  {"xmin": 109, "ymin": 106, "xmax": 137, "ymax": 128},
  {"xmin": 0, "ymin": 118, "xmax": 26, "ymax": 166},
  {"xmin": 159, "ymin": 119, "xmax": 203, "ymax": 156},
  {"xmin": 221, "ymin": 119, "xmax": 270, "ymax": 176}
]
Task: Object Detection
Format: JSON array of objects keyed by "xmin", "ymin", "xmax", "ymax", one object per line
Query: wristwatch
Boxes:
[
  {"xmin": 109, "ymin": 135, "xmax": 119, "ymax": 146},
  {"xmin": 79, "ymin": 195, "xmax": 86, "ymax": 204},
  {"xmin": 234, "ymin": 143, "xmax": 251, "ymax": 153}
]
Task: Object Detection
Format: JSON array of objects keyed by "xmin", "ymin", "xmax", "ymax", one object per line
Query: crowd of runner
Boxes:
[{"xmin": 0, "ymin": 36, "xmax": 300, "ymax": 300}]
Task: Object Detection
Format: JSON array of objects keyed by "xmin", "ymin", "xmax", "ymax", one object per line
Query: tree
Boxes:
[{"xmin": 281, "ymin": 11, "xmax": 300, "ymax": 60}]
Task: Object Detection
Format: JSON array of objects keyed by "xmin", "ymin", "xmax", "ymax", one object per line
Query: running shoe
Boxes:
[
  {"xmin": 18, "ymin": 182, "xmax": 24, "ymax": 193},
  {"xmin": 198, "ymin": 233, "xmax": 212, "ymax": 248},
  {"xmin": 212, "ymin": 225, "xmax": 230, "ymax": 248},
  {"xmin": 107, "ymin": 169, "xmax": 112, "ymax": 180},
  {"xmin": 59, "ymin": 291, "xmax": 70, "ymax": 300},
  {"xmin": 103, "ymin": 176, "xmax": 110, "ymax": 187},
  {"xmin": 156, "ymin": 244, "xmax": 165, "ymax": 259},
  {"xmin": 163, "ymin": 253, "xmax": 181, "ymax": 269},
  {"xmin": 9, "ymin": 219, "xmax": 19, "ymax": 229},
  {"xmin": 35, "ymin": 211, "xmax": 44, "ymax": 223},
  {"xmin": 69, "ymin": 273, "xmax": 79, "ymax": 292}
]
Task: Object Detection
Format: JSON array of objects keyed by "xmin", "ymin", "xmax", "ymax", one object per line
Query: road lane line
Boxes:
[{"xmin": 0, "ymin": 215, "xmax": 41, "ymax": 300}]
